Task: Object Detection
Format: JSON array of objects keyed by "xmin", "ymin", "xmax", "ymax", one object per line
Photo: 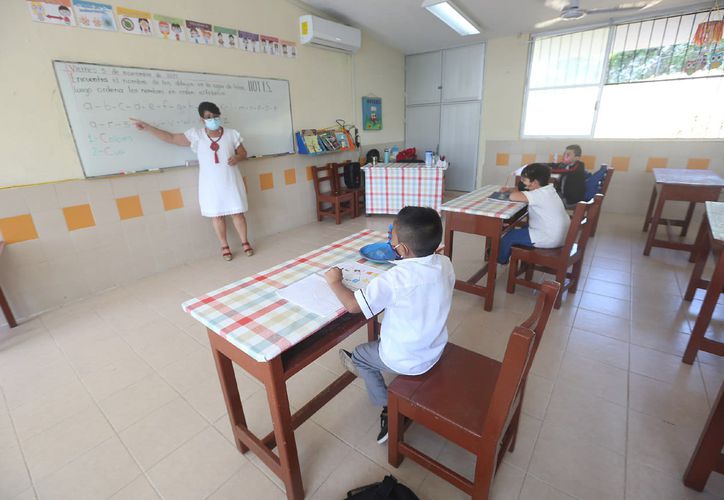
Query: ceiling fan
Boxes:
[{"xmin": 535, "ymin": 0, "xmax": 662, "ymax": 29}]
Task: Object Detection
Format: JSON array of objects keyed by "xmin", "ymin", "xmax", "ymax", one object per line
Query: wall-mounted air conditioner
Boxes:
[{"xmin": 299, "ymin": 15, "xmax": 361, "ymax": 54}]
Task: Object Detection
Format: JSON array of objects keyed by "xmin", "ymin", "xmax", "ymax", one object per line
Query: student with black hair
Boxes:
[
  {"xmin": 498, "ymin": 163, "xmax": 570, "ymax": 265},
  {"xmin": 324, "ymin": 206, "xmax": 455, "ymax": 444},
  {"xmin": 130, "ymin": 102, "xmax": 254, "ymax": 261},
  {"xmin": 544, "ymin": 144, "xmax": 586, "ymax": 205}
]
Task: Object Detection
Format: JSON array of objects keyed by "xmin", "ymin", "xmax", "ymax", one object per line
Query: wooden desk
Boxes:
[
  {"xmin": 643, "ymin": 169, "xmax": 724, "ymax": 257},
  {"xmin": 441, "ymin": 185, "xmax": 527, "ymax": 311},
  {"xmin": 682, "ymin": 202, "xmax": 724, "ymax": 364},
  {"xmin": 684, "ymin": 381, "xmax": 724, "ymax": 491},
  {"xmin": 0, "ymin": 242, "xmax": 17, "ymax": 328},
  {"xmin": 182, "ymin": 230, "xmax": 390, "ymax": 499}
]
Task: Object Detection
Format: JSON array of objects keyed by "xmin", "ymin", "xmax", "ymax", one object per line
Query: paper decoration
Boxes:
[
  {"xmin": 186, "ymin": 19, "xmax": 211, "ymax": 45},
  {"xmin": 153, "ymin": 14, "xmax": 184, "ymax": 41},
  {"xmin": 362, "ymin": 97, "xmax": 382, "ymax": 131},
  {"xmin": 72, "ymin": 0, "xmax": 115, "ymax": 31},
  {"xmin": 116, "ymin": 6, "xmax": 152, "ymax": 36},
  {"xmin": 213, "ymin": 26, "xmax": 237, "ymax": 49},
  {"xmin": 28, "ymin": 0, "xmax": 76, "ymax": 26},
  {"xmin": 238, "ymin": 31, "xmax": 260, "ymax": 53},
  {"xmin": 260, "ymin": 35, "xmax": 279, "ymax": 55},
  {"xmin": 279, "ymin": 39, "xmax": 297, "ymax": 58}
]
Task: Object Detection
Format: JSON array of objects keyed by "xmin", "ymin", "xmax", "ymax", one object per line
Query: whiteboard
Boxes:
[{"xmin": 53, "ymin": 60, "xmax": 295, "ymax": 178}]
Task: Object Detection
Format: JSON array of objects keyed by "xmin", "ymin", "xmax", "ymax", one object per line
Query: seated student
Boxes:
[
  {"xmin": 498, "ymin": 163, "xmax": 570, "ymax": 265},
  {"xmin": 323, "ymin": 206, "xmax": 455, "ymax": 444},
  {"xmin": 541, "ymin": 144, "xmax": 587, "ymax": 205}
]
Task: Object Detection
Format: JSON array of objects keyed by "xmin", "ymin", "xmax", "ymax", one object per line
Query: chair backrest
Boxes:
[
  {"xmin": 519, "ymin": 280, "xmax": 561, "ymax": 357},
  {"xmin": 478, "ymin": 326, "xmax": 536, "ymax": 478},
  {"xmin": 311, "ymin": 164, "xmax": 337, "ymax": 196},
  {"xmin": 599, "ymin": 166, "xmax": 614, "ymax": 197},
  {"xmin": 559, "ymin": 194, "xmax": 603, "ymax": 261}
]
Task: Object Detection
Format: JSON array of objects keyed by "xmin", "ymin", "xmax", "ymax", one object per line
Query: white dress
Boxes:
[{"xmin": 184, "ymin": 128, "xmax": 248, "ymax": 217}]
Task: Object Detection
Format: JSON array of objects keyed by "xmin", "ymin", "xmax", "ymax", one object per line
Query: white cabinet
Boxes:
[{"xmin": 405, "ymin": 52, "xmax": 442, "ymax": 105}]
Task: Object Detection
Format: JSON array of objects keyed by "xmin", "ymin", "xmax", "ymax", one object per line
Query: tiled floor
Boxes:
[{"xmin": 1, "ymin": 211, "xmax": 724, "ymax": 500}]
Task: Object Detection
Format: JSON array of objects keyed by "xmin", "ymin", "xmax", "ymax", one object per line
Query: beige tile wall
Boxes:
[{"xmin": 0, "ymin": 151, "xmax": 359, "ymax": 323}]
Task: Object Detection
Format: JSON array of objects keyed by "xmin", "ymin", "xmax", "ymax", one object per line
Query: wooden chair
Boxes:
[
  {"xmin": 507, "ymin": 194, "xmax": 602, "ymax": 309},
  {"xmin": 387, "ymin": 281, "xmax": 560, "ymax": 500},
  {"xmin": 311, "ymin": 164, "xmax": 355, "ymax": 224},
  {"xmin": 589, "ymin": 166, "xmax": 614, "ymax": 237},
  {"xmin": 334, "ymin": 161, "xmax": 365, "ymax": 217}
]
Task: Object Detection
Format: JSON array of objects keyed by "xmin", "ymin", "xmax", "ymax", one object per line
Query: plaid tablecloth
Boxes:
[
  {"xmin": 441, "ymin": 185, "xmax": 526, "ymax": 219},
  {"xmin": 363, "ymin": 164, "xmax": 445, "ymax": 214},
  {"xmin": 182, "ymin": 230, "xmax": 392, "ymax": 362}
]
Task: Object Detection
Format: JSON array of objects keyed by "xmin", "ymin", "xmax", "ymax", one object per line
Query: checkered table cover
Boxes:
[
  {"xmin": 362, "ymin": 164, "xmax": 445, "ymax": 214},
  {"xmin": 182, "ymin": 230, "xmax": 392, "ymax": 362},
  {"xmin": 653, "ymin": 168, "xmax": 724, "ymax": 186},
  {"xmin": 441, "ymin": 185, "xmax": 526, "ymax": 219},
  {"xmin": 706, "ymin": 202, "xmax": 724, "ymax": 243}
]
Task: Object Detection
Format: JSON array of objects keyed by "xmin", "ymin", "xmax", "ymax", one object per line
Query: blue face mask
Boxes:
[{"xmin": 204, "ymin": 117, "xmax": 221, "ymax": 131}]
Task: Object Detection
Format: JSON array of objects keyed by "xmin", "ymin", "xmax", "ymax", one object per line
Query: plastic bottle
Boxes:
[{"xmin": 383, "ymin": 148, "xmax": 390, "ymax": 164}]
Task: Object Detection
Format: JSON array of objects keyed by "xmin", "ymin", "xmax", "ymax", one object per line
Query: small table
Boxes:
[
  {"xmin": 682, "ymin": 201, "xmax": 724, "ymax": 364},
  {"xmin": 642, "ymin": 169, "xmax": 724, "ymax": 257},
  {"xmin": 441, "ymin": 185, "xmax": 527, "ymax": 311},
  {"xmin": 0, "ymin": 242, "xmax": 17, "ymax": 328},
  {"xmin": 362, "ymin": 163, "xmax": 445, "ymax": 215},
  {"xmin": 182, "ymin": 230, "xmax": 391, "ymax": 500}
]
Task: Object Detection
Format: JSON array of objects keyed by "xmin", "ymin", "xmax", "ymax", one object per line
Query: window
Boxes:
[{"xmin": 522, "ymin": 10, "xmax": 724, "ymax": 139}]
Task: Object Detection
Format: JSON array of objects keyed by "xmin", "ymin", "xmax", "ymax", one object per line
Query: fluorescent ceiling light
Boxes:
[{"xmin": 422, "ymin": 0, "xmax": 480, "ymax": 36}]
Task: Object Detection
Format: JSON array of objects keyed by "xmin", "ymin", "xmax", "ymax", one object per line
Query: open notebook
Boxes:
[
  {"xmin": 488, "ymin": 190, "xmax": 512, "ymax": 201},
  {"xmin": 277, "ymin": 261, "xmax": 382, "ymax": 317}
]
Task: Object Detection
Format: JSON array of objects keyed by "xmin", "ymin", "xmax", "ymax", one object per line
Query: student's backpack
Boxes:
[
  {"xmin": 344, "ymin": 162, "xmax": 362, "ymax": 189},
  {"xmin": 583, "ymin": 165, "xmax": 607, "ymax": 201},
  {"xmin": 366, "ymin": 149, "xmax": 381, "ymax": 164},
  {"xmin": 346, "ymin": 475, "xmax": 420, "ymax": 500}
]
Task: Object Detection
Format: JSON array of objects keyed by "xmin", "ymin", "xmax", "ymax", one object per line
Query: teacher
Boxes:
[{"xmin": 130, "ymin": 102, "xmax": 253, "ymax": 260}]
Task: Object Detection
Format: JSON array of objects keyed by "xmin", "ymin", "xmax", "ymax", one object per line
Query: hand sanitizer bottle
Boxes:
[{"xmin": 383, "ymin": 148, "xmax": 390, "ymax": 163}]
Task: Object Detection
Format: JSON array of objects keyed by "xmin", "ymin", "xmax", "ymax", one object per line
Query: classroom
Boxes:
[{"xmin": 0, "ymin": 0, "xmax": 723, "ymax": 498}]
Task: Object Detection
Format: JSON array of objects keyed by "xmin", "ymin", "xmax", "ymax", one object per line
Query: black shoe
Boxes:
[{"xmin": 377, "ymin": 407, "xmax": 388, "ymax": 444}]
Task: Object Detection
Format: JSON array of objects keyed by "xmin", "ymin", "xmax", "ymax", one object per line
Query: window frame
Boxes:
[{"xmin": 520, "ymin": 9, "xmax": 724, "ymax": 141}]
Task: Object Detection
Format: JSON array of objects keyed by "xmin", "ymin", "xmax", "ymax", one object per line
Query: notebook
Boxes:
[{"xmin": 488, "ymin": 191, "xmax": 511, "ymax": 201}]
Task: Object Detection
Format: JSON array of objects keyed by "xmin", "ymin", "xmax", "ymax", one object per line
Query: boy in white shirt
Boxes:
[
  {"xmin": 324, "ymin": 207, "xmax": 455, "ymax": 444},
  {"xmin": 498, "ymin": 163, "xmax": 570, "ymax": 264}
]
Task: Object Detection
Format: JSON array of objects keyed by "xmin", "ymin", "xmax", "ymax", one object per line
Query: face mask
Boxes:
[{"xmin": 204, "ymin": 117, "xmax": 221, "ymax": 131}]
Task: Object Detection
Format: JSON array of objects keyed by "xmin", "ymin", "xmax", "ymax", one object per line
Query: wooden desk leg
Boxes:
[
  {"xmin": 0, "ymin": 285, "xmax": 17, "ymax": 328},
  {"xmin": 484, "ymin": 233, "xmax": 501, "ymax": 311},
  {"xmin": 642, "ymin": 185, "xmax": 658, "ymax": 232},
  {"xmin": 684, "ymin": 382, "xmax": 724, "ymax": 491},
  {"xmin": 264, "ymin": 357, "xmax": 304, "ymax": 500},
  {"xmin": 643, "ymin": 186, "xmax": 667, "ymax": 256},
  {"xmin": 211, "ymin": 343, "xmax": 249, "ymax": 454},
  {"xmin": 682, "ymin": 250, "xmax": 724, "ymax": 364},
  {"xmin": 682, "ymin": 202, "xmax": 697, "ymax": 238},
  {"xmin": 367, "ymin": 317, "xmax": 380, "ymax": 341},
  {"xmin": 686, "ymin": 218, "xmax": 710, "ymax": 294},
  {"xmin": 443, "ymin": 227, "xmax": 454, "ymax": 260}
]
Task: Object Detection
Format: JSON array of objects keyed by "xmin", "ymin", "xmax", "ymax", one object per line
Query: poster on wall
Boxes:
[
  {"xmin": 28, "ymin": 0, "xmax": 76, "ymax": 26},
  {"xmin": 238, "ymin": 31, "xmax": 260, "ymax": 53},
  {"xmin": 186, "ymin": 20, "xmax": 211, "ymax": 45},
  {"xmin": 214, "ymin": 26, "xmax": 237, "ymax": 48},
  {"xmin": 362, "ymin": 97, "xmax": 382, "ymax": 130},
  {"xmin": 72, "ymin": 0, "xmax": 115, "ymax": 31},
  {"xmin": 153, "ymin": 14, "xmax": 185, "ymax": 41},
  {"xmin": 279, "ymin": 40, "xmax": 297, "ymax": 58},
  {"xmin": 260, "ymin": 35, "xmax": 279, "ymax": 55},
  {"xmin": 116, "ymin": 6, "xmax": 152, "ymax": 36}
]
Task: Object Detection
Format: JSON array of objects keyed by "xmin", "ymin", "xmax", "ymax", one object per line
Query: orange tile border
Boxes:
[
  {"xmin": 610, "ymin": 156, "xmax": 630, "ymax": 172},
  {"xmin": 161, "ymin": 189, "xmax": 184, "ymax": 211},
  {"xmin": 116, "ymin": 195, "xmax": 144, "ymax": 220},
  {"xmin": 522, "ymin": 154, "xmax": 536, "ymax": 165},
  {"xmin": 62, "ymin": 204, "xmax": 96, "ymax": 231},
  {"xmin": 687, "ymin": 158, "xmax": 710, "ymax": 170},
  {"xmin": 495, "ymin": 153, "xmax": 509, "ymax": 166},
  {"xmin": 306, "ymin": 166, "xmax": 314, "ymax": 181},
  {"xmin": 0, "ymin": 214, "xmax": 38, "ymax": 244},
  {"xmin": 581, "ymin": 155, "xmax": 597, "ymax": 170},
  {"xmin": 259, "ymin": 173, "xmax": 274, "ymax": 191},
  {"xmin": 646, "ymin": 157, "xmax": 668, "ymax": 172},
  {"xmin": 284, "ymin": 168, "xmax": 297, "ymax": 185}
]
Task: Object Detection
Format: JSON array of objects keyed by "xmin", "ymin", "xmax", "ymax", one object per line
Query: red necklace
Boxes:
[{"xmin": 206, "ymin": 127, "xmax": 224, "ymax": 164}]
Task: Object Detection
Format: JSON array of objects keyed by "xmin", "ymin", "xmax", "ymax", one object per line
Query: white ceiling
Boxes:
[{"xmin": 297, "ymin": 0, "xmax": 714, "ymax": 54}]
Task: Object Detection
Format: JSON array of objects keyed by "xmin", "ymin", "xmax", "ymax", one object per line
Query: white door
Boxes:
[
  {"xmin": 405, "ymin": 105, "xmax": 440, "ymax": 153},
  {"xmin": 405, "ymin": 52, "xmax": 442, "ymax": 105},
  {"xmin": 439, "ymin": 101, "xmax": 481, "ymax": 191},
  {"xmin": 442, "ymin": 44, "xmax": 484, "ymax": 102}
]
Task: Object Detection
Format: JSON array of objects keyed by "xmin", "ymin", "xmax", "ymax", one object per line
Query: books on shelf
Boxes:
[{"xmin": 295, "ymin": 128, "xmax": 356, "ymax": 155}]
